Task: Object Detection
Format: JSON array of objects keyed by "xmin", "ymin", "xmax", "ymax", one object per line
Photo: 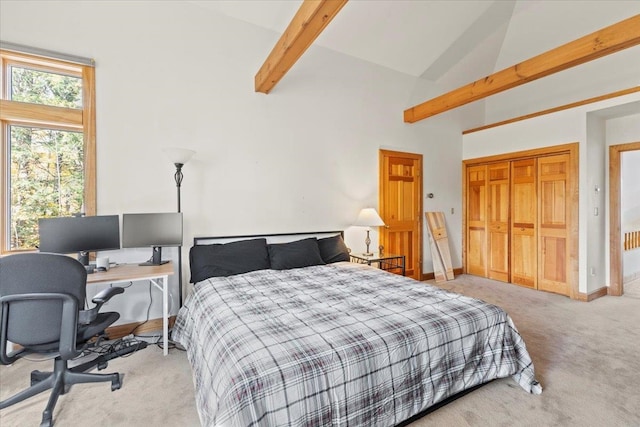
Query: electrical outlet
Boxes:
[
  {"xmin": 590, "ymin": 267, "xmax": 596, "ymax": 276},
  {"xmin": 451, "ymin": 208, "xmax": 454, "ymax": 215}
]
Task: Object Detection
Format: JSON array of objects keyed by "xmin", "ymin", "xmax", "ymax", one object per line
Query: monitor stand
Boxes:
[
  {"xmin": 139, "ymin": 246, "xmax": 169, "ymax": 266},
  {"xmin": 77, "ymin": 251, "xmax": 95, "ymax": 273},
  {"xmin": 78, "ymin": 250, "xmax": 90, "ymax": 266}
]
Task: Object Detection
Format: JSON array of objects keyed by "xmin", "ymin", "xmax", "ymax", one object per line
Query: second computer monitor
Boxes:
[{"xmin": 122, "ymin": 212, "xmax": 183, "ymax": 266}]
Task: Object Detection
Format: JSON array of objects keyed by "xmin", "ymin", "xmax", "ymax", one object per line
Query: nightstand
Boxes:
[{"xmin": 350, "ymin": 253, "xmax": 406, "ymax": 276}]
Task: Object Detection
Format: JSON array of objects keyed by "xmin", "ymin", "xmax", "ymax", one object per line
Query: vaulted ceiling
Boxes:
[{"xmin": 190, "ymin": 1, "xmax": 640, "ymax": 128}]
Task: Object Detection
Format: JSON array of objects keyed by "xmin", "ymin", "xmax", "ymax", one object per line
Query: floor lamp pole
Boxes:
[{"xmin": 174, "ymin": 163, "xmax": 184, "ymax": 308}]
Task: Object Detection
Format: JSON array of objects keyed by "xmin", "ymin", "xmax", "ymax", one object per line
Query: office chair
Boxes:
[{"xmin": 0, "ymin": 253, "xmax": 125, "ymax": 427}]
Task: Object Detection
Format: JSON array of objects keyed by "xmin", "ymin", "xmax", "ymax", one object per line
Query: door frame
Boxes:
[
  {"xmin": 379, "ymin": 149, "xmax": 423, "ymax": 280},
  {"xmin": 462, "ymin": 142, "xmax": 579, "ymax": 298},
  {"xmin": 609, "ymin": 141, "xmax": 640, "ymax": 296}
]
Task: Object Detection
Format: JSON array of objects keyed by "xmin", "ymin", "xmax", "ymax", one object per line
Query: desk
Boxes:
[
  {"xmin": 87, "ymin": 262, "xmax": 174, "ymax": 355},
  {"xmin": 350, "ymin": 253, "xmax": 406, "ymax": 276}
]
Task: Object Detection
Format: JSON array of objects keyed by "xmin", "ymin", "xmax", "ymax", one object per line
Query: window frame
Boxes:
[{"xmin": 0, "ymin": 49, "xmax": 96, "ymax": 254}]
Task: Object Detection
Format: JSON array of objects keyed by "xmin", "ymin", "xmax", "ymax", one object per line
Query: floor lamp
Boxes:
[{"xmin": 164, "ymin": 147, "xmax": 195, "ymax": 308}]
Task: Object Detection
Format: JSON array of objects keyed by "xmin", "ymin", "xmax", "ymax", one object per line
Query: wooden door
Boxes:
[
  {"xmin": 487, "ymin": 162, "xmax": 510, "ymax": 282},
  {"xmin": 511, "ymin": 159, "xmax": 537, "ymax": 288},
  {"xmin": 538, "ymin": 154, "xmax": 570, "ymax": 296},
  {"xmin": 466, "ymin": 165, "xmax": 488, "ymax": 277},
  {"xmin": 379, "ymin": 150, "xmax": 422, "ymax": 279}
]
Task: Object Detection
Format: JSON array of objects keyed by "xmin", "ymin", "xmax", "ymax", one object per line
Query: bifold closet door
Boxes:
[
  {"xmin": 466, "ymin": 165, "xmax": 488, "ymax": 277},
  {"xmin": 487, "ymin": 163, "xmax": 510, "ymax": 282},
  {"xmin": 511, "ymin": 159, "xmax": 537, "ymax": 288},
  {"xmin": 538, "ymin": 154, "xmax": 570, "ymax": 296}
]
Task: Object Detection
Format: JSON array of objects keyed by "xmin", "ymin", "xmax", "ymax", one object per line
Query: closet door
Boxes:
[
  {"xmin": 466, "ymin": 165, "xmax": 488, "ymax": 276},
  {"xmin": 538, "ymin": 154, "xmax": 570, "ymax": 296},
  {"xmin": 511, "ymin": 159, "xmax": 537, "ymax": 288},
  {"xmin": 487, "ymin": 163, "xmax": 510, "ymax": 282}
]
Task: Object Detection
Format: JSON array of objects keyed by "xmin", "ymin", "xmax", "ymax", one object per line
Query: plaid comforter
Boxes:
[{"xmin": 173, "ymin": 262, "xmax": 541, "ymax": 427}]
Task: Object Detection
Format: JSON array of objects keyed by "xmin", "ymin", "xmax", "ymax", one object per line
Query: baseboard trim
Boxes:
[
  {"xmin": 421, "ymin": 268, "xmax": 463, "ymax": 282},
  {"xmin": 623, "ymin": 271, "xmax": 640, "ymax": 284},
  {"xmin": 576, "ymin": 287, "xmax": 608, "ymax": 302},
  {"xmin": 106, "ymin": 316, "xmax": 176, "ymax": 340}
]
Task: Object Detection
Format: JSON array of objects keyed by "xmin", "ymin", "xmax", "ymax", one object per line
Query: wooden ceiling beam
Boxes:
[
  {"xmin": 255, "ymin": 0, "xmax": 348, "ymax": 94},
  {"xmin": 404, "ymin": 14, "xmax": 640, "ymax": 123}
]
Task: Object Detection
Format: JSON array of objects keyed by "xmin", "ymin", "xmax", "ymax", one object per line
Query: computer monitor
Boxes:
[
  {"xmin": 122, "ymin": 212, "xmax": 183, "ymax": 266},
  {"xmin": 38, "ymin": 215, "xmax": 121, "ymax": 265}
]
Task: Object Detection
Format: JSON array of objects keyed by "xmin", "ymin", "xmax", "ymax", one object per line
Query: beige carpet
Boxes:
[
  {"xmin": 624, "ymin": 276, "xmax": 640, "ymax": 299},
  {"xmin": 2, "ymin": 274, "xmax": 639, "ymax": 426}
]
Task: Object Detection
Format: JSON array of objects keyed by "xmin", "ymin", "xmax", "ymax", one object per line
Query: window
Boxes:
[{"xmin": 1, "ymin": 47, "xmax": 96, "ymax": 253}]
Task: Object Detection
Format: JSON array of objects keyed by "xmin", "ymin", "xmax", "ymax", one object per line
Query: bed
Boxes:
[{"xmin": 172, "ymin": 231, "xmax": 541, "ymax": 427}]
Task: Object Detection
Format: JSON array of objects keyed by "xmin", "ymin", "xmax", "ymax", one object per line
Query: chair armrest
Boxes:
[
  {"xmin": 92, "ymin": 286, "xmax": 124, "ymax": 306},
  {"xmin": 79, "ymin": 287, "xmax": 124, "ymax": 325}
]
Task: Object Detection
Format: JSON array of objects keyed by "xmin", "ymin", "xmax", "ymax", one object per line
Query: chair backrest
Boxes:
[{"xmin": 0, "ymin": 253, "xmax": 87, "ymax": 347}]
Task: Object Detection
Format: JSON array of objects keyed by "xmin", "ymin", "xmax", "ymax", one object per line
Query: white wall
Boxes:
[
  {"xmin": 485, "ymin": 1, "xmax": 640, "ymax": 125},
  {"xmin": 463, "ymin": 93, "xmax": 640, "ymax": 294},
  {"xmin": 1, "ymin": 1, "xmax": 464, "ymax": 323},
  {"xmin": 585, "ymin": 115, "xmax": 606, "ymax": 290},
  {"xmin": 621, "ymin": 150, "xmax": 640, "ymax": 232}
]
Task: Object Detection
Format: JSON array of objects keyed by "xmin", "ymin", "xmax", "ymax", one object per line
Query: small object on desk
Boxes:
[
  {"xmin": 96, "ymin": 256, "xmax": 110, "ymax": 271},
  {"xmin": 350, "ymin": 252, "xmax": 405, "ymax": 276}
]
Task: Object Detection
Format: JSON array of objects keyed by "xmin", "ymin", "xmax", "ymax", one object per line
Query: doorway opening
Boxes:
[{"xmin": 609, "ymin": 141, "xmax": 640, "ymax": 296}]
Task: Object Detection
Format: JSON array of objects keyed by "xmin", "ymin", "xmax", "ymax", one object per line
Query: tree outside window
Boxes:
[{"xmin": 1, "ymin": 48, "xmax": 96, "ymax": 253}]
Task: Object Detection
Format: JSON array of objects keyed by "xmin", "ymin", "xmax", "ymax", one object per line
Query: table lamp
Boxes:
[{"xmin": 354, "ymin": 208, "xmax": 385, "ymax": 256}]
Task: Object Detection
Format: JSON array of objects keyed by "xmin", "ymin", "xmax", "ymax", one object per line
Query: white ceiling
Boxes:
[
  {"xmin": 189, "ymin": 1, "xmax": 640, "ymax": 124},
  {"xmin": 191, "ymin": 1, "xmax": 638, "ymax": 77}
]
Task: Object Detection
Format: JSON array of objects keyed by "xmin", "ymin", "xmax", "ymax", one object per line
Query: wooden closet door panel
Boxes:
[
  {"xmin": 487, "ymin": 162, "xmax": 509, "ymax": 282},
  {"xmin": 511, "ymin": 159, "xmax": 537, "ymax": 288},
  {"xmin": 538, "ymin": 154, "xmax": 570, "ymax": 296},
  {"xmin": 466, "ymin": 165, "xmax": 488, "ymax": 277}
]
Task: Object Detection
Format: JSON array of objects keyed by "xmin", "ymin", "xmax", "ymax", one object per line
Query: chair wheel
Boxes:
[
  {"xmin": 111, "ymin": 375, "xmax": 122, "ymax": 391},
  {"xmin": 97, "ymin": 362, "xmax": 108, "ymax": 370},
  {"xmin": 40, "ymin": 414, "xmax": 52, "ymax": 427},
  {"xmin": 31, "ymin": 370, "xmax": 47, "ymax": 386}
]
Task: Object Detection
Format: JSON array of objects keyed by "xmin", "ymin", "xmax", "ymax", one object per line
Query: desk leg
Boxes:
[
  {"xmin": 162, "ymin": 274, "xmax": 168, "ymax": 356},
  {"xmin": 150, "ymin": 275, "xmax": 169, "ymax": 356}
]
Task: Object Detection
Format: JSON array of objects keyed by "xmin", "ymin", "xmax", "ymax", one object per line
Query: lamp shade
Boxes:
[
  {"xmin": 164, "ymin": 147, "xmax": 195, "ymax": 165},
  {"xmin": 354, "ymin": 208, "xmax": 385, "ymax": 227}
]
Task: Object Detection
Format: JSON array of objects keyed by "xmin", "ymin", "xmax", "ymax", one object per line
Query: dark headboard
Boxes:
[{"xmin": 193, "ymin": 230, "xmax": 344, "ymax": 246}]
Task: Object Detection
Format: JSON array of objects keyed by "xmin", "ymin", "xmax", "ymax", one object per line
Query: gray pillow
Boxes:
[
  {"xmin": 189, "ymin": 238, "xmax": 270, "ymax": 283},
  {"xmin": 268, "ymin": 238, "xmax": 326, "ymax": 270},
  {"xmin": 317, "ymin": 234, "xmax": 350, "ymax": 263}
]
